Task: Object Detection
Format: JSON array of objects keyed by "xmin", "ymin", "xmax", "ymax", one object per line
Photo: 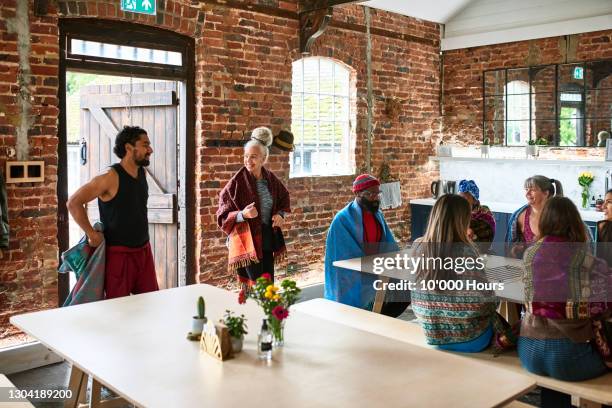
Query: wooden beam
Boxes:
[
  {"xmin": 300, "ymin": 7, "xmax": 333, "ymax": 54},
  {"xmin": 199, "ymin": 0, "xmax": 297, "ymax": 19},
  {"xmin": 299, "ymin": 0, "xmax": 366, "ymax": 14}
]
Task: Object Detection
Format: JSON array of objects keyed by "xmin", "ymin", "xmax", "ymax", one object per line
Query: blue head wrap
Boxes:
[{"xmin": 458, "ymin": 179, "xmax": 479, "ymax": 201}]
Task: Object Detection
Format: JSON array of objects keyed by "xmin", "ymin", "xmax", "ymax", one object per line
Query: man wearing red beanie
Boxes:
[{"xmin": 324, "ymin": 174, "xmax": 409, "ymax": 317}]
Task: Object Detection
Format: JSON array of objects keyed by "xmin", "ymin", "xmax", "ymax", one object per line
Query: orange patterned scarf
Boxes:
[{"xmin": 227, "ymin": 221, "xmax": 259, "ymax": 272}]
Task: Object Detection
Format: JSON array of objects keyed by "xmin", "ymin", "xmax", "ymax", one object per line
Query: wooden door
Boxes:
[{"xmin": 79, "ymin": 81, "xmax": 178, "ymax": 289}]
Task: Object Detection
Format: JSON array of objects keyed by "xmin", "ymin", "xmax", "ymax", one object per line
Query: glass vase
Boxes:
[
  {"xmin": 581, "ymin": 186, "xmax": 590, "ymax": 209},
  {"xmin": 269, "ymin": 317, "xmax": 285, "ymax": 348}
]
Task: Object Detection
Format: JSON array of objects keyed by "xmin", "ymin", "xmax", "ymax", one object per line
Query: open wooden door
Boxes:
[{"xmin": 79, "ymin": 81, "xmax": 178, "ymax": 289}]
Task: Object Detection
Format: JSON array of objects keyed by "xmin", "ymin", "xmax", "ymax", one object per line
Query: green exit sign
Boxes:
[
  {"xmin": 573, "ymin": 66, "xmax": 584, "ymax": 80},
  {"xmin": 121, "ymin": 0, "xmax": 156, "ymax": 16}
]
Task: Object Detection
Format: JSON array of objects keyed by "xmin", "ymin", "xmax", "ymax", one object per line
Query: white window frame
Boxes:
[{"xmin": 290, "ymin": 57, "xmax": 354, "ymax": 178}]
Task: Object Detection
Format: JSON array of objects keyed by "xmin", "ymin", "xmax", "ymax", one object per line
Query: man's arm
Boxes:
[{"xmin": 67, "ymin": 171, "xmax": 115, "ymax": 247}]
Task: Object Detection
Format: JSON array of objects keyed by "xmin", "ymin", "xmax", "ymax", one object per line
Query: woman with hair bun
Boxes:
[{"xmin": 216, "ymin": 127, "xmax": 291, "ymax": 286}]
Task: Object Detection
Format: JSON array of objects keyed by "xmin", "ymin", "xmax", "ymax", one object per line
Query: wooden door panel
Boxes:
[{"xmin": 80, "ymin": 82, "xmax": 178, "ymax": 289}]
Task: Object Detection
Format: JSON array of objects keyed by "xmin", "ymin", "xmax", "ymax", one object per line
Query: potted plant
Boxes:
[
  {"xmin": 525, "ymin": 139, "xmax": 537, "ymax": 157},
  {"xmin": 192, "ymin": 296, "xmax": 207, "ymax": 335},
  {"xmin": 222, "ymin": 310, "xmax": 248, "ymax": 353},
  {"xmin": 481, "ymin": 137, "xmax": 490, "ymax": 157}
]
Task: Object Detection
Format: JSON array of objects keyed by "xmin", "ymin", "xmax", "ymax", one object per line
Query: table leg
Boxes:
[
  {"xmin": 372, "ymin": 276, "xmax": 389, "ymax": 314},
  {"xmin": 64, "ymin": 365, "xmax": 87, "ymax": 408},
  {"xmin": 498, "ymin": 301, "xmax": 520, "ymax": 325},
  {"xmin": 90, "ymin": 378, "xmax": 130, "ymax": 408}
]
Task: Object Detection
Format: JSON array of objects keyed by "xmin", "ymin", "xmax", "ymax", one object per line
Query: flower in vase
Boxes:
[
  {"xmin": 578, "ymin": 171, "xmax": 594, "ymax": 187},
  {"xmin": 272, "ymin": 305, "xmax": 289, "ymax": 320},
  {"xmin": 261, "ymin": 273, "xmax": 272, "ymax": 281}
]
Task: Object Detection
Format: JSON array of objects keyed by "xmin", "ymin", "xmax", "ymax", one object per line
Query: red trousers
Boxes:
[{"xmin": 105, "ymin": 242, "xmax": 159, "ymax": 299}]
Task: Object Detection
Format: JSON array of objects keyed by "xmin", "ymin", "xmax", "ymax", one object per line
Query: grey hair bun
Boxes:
[{"xmin": 250, "ymin": 127, "xmax": 273, "ymax": 147}]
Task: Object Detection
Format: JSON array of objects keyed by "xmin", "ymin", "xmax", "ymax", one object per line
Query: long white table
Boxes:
[
  {"xmin": 11, "ymin": 284, "xmax": 536, "ymax": 408},
  {"xmin": 332, "ymin": 251, "xmax": 526, "ymax": 312}
]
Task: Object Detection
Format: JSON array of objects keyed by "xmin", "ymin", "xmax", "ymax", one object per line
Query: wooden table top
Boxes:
[{"xmin": 11, "ymin": 284, "xmax": 535, "ymax": 408}]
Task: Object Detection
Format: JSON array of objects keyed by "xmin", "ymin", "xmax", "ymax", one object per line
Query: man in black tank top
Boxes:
[{"xmin": 67, "ymin": 126, "xmax": 159, "ymax": 299}]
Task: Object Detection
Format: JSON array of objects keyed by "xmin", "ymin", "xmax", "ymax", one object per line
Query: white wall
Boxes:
[
  {"xmin": 442, "ymin": 0, "xmax": 612, "ymax": 50},
  {"xmin": 439, "ymin": 157, "xmax": 612, "ymax": 207}
]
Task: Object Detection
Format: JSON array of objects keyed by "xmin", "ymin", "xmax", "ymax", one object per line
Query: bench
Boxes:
[
  {"xmin": 0, "ymin": 374, "xmax": 35, "ymax": 407},
  {"xmin": 294, "ymin": 299, "xmax": 612, "ymax": 408}
]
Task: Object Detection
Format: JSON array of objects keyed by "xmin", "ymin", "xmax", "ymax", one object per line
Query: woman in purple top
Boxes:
[{"xmin": 506, "ymin": 175, "xmax": 564, "ymax": 258}]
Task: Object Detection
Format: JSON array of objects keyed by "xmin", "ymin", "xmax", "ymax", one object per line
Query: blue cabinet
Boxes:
[
  {"xmin": 410, "ymin": 203, "xmax": 510, "ymax": 249},
  {"xmin": 410, "ymin": 204, "xmax": 432, "ymax": 240}
]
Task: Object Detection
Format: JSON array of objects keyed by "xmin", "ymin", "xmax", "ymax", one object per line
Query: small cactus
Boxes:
[{"xmin": 197, "ymin": 296, "xmax": 206, "ymax": 319}]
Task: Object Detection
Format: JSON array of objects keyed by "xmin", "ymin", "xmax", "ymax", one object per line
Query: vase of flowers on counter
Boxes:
[
  {"xmin": 578, "ymin": 171, "xmax": 594, "ymax": 209},
  {"xmin": 238, "ymin": 273, "xmax": 301, "ymax": 348}
]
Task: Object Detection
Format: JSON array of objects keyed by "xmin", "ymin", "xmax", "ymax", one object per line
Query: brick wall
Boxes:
[
  {"xmin": 0, "ymin": 0, "xmax": 441, "ymax": 342},
  {"xmin": 443, "ymin": 30, "xmax": 612, "ymax": 146}
]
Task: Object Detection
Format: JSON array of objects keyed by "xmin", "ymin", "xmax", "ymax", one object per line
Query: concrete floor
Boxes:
[{"xmin": 7, "ymin": 283, "xmax": 541, "ymax": 407}]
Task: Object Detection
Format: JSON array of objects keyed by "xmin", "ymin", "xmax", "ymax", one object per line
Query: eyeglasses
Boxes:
[{"xmin": 360, "ymin": 191, "xmax": 382, "ymax": 198}]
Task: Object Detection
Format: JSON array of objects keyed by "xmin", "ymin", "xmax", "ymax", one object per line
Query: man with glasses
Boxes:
[{"xmin": 324, "ymin": 174, "xmax": 409, "ymax": 317}]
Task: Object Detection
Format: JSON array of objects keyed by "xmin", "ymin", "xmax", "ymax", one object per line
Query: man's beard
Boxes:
[
  {"xmin": 359, "ymin": 197, "xmax": 379, "ymax": 213},
  {"xmin": 135, "ymin": 157, "xmax": 150, "ymax": 167}
]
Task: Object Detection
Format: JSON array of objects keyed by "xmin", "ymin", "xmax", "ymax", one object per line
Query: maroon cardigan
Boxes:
[{"xmin": 216, "ymin": 166, "xmax": 291, "ymax": 261}]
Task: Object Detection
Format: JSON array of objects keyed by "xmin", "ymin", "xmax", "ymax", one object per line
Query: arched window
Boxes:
[{"xmin": 291, "ymin": 57, "xmax": 355, "ymax": 177}]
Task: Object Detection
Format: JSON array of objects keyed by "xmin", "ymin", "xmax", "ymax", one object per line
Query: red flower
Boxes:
[
  {"xmin": 261, "ymin": 273, "xmax": 272, "ymax": 281},
  {"xmin": 238, "ymin": 288, "xmax": 247, "ymax": 304},
  {"xmin": 272, "ymin": 305, "xmax": 289, "ymax": 320}
]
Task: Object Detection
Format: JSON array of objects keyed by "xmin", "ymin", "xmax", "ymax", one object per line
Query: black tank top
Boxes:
[{"xmin": 98, "ymin": 163, "xmax": 149, "ymax": 247}]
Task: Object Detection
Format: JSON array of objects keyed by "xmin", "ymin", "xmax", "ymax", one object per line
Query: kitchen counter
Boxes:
[{"xmin": 410, "ymin": 198, "xmax": 605, "ymax": 223}]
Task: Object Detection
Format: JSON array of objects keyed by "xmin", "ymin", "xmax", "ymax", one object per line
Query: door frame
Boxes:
[{"xmin": 58, "ymin": 19, "xmax": 196, "ymax": 305}]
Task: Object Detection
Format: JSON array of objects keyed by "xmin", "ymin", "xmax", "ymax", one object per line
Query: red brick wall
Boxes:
[
  {"xmin": 196, "ymin": 5, "xmax": 441, "ymax": 284},
  {"xmin": 443, "ymin": 30, "xmax": 612, "ymax": 145},
  {"xmin": 0, "ymin": 0, "xmax": 441, "ymax": 341},
  {"xmin": 0, "ymin": 0, "xmax": 61, "ymax": 341}
]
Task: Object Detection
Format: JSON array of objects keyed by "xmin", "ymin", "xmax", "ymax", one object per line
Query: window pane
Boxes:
[
  {"xmin": 559, "ymin": 116, "xmax": 581, "ymax": 146},
  {"xmin": 531, "ymin": 65, "xmax": 555, "ymax": 94},
  {"xmin": 292, "ymin": 61, "xmax": 303, "ymax": 93},
  {"xmin": 484, "ymin": 70, "xmax": 505, "ymax": 96},
  {"xmin": 483, "ymin": 121, "xmax": 504, "ymax": 145},
  {"xmin": 303, "ymin": 95, "xmax": 318, "ymax": 120},
  {"xmin": 506, "ymin": 121, "xmax": 530, "ymax": 146},
  {"xmin": 531, "ymin": 121, "xmax": 556, "ymax": 143},
  {"xmin": 319, "ymin": 121, "xmax": 333, "ymax": 144},
  {"xmin": 70, "ymin": 39, "xmax": 184, "ymax": 66},
  {"xmin": 586, "ymin": 88, "xmax": 612, "ymax": 118},
  {"xmin": 319, "ymin": 95, "xmax": 333, "ymax": 121},
  {"xmin": 319, "ymin": 59, "xmax": 333, "ymax": 94},
  {"xmin": 507, "ymin": 94, "xmax": 530, "ymax": 120},
  {"xmin": 334, "ymin": 64, "xmax": 349, "ymax": 95},
  {"xmin": 291, "ymin": 94, "xmax": 303, "ymax": 120},
  {"xmin": 507, "ymin": 69, "xmax": 529, "ymax": 89},
  {"xmin": 303, "ymin": 59, "xmax": 318, "ymax": 93},
  {"xmin": 484, "ymin": 95, "xmax": 505, "ymax": 121},
  {"xmin": 559, "ymin": 63, "xmax": 585, "ymax": 90},
  {"xmin": 532, "ymin": 93, "xmax": 555, "ymax": 120},
  {"xmin": 334, "ymin": 97, "xmax": 349, "ymax": 119},
  {"xmin": 506, "ymin": 80, "xmax": 530, "ymax": 95}
]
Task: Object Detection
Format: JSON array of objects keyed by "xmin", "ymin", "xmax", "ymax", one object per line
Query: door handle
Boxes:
[{"xmin": 80, "ymin": 140, "xmax": 87, "ymax": 165}]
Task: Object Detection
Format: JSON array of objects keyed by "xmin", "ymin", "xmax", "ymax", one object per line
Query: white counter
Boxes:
[{"xmin": 410, "ymin": 198, "xmax": 605, "ymax": 223}]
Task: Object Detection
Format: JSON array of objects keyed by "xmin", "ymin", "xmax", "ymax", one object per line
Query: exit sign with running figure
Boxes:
[{"xmin": 121, "ymin": 0, "xmax": 156, "ymax": 16}]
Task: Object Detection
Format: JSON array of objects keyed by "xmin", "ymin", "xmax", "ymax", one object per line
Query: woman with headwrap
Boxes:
[{"xmin": 457, "ymin": 180, "xmax": 496, "ymax": 254}]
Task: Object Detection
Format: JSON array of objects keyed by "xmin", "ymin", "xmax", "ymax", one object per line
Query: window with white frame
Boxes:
[{"xmin": 290, "ymin": 57, "xmax": 353, "ymax": 177}]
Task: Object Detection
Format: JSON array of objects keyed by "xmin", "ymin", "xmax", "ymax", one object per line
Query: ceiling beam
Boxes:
[{"xmin": 299, "ymin": 0, "xmax": 367, "ymax": 14}]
